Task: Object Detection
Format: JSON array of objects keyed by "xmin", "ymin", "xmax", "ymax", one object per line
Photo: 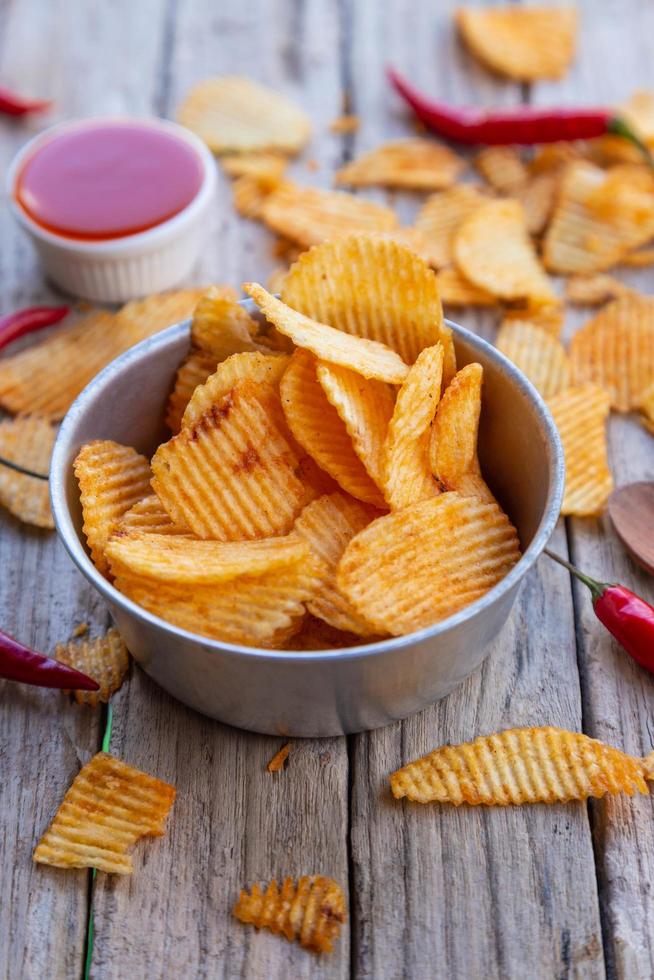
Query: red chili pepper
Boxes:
[
  {"xmin": 388, "ymin": 67, "xmax": 654, "ymax": 164},
  {"xmin": 0, "ymin": 305, "xmax": 70, "ymax": 352},
  {"xmin": 546, "ymin": 549, "xmax": 654, "ymax": 675},
  {"xmin": 0, "ymin": 628, "xmax": 99, "ymax": 690},
  {"xmin": 0, "ymin": 84, "xmax": 51, "ymax": 117}
]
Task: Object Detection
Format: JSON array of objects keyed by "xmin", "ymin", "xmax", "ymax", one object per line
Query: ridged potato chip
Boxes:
[
  {"xmin": 415, "ymin": 185, "xmax": 487, "ymax": 269},
  {"xmin": 335, "ymin": 138, "xmax": 464, "ymax": 190},
  {"xmin": 0, "ymin": 414, "xmax": 56, "ymax": 528},
  {"xmin": 244, "ymin": 283, "xmax": 409, "ymax": 383},
  {"xmin": 177, "ymin": 76, "xmax": 311, "ymax": 154},
  {"xmin": 381, "ymin": 345, "xmax": 443, "ymax": 510},
  {"xmin": 338, "ymin": 492, "xmax": 520, "ymax": 636},
  {"xmin": 33, "ymin": 752, "xmax": 175, "ymax": 874},
  {"xmin": 221, "ymin": 152, "xmax": 288, "ymax": 181},
  {"xmin": 435, "ymin": 267, "xmax": 497, "ymax": 307},
  {"xmin": 316, "ymin": 361, "xmax": 395, "ymax": 489},
  {"xmin": 368, "ymin": 227, "xmax": 444, "ymax": 269},
  {"xmin": 152, "ymin": 380, "xmax": 314, "ymax": 540},
  {"xmin": 165, "ymin": 349, "xmax": 219, "ymax": 433},
  {"xmin": 546, "ymin": 384, "xmax": 613, "ymax": 516},
  {"xmin": 569, "ymin": 294, "xmax": 654, "ymax": 410},
  {"xmin": 544, "ymin": 162, "xmax": 654, "ymax": 274},
  {"xmin": 116, "ymin": 495, "xmax": 192, "ymax": 537},
  {"xmin": 501, "ymin": 304, "xmax": 564, "ymax": 339},
  {"xmin": 429, "ymin": 363, "xmax": 494, "ymax": 503},
  {"xmin": 496, "ymin": 320, "xmax": 570, "ymax": 398},
  {"xmin": 190, "ymin": 286, "xmax": 261, "ymax": 359},
  {"xmin": 182, "ymin": 351, "xmax": 290, "ymax": 430},
  {"xmin": 454, "ymin": 199, "xmax": 556, "ymax": 304},
  {"xmin": 280, "ymin": 234, "xmax": 453, "ymax": 370},
  {"xmin": 515, "ymin": 171, "xmax": 560, "ymax": 236},
  {"xmin": 233, "ymin": 876, "xmax": 346, "ymax": 954},
  {"xmin": 75, "ymin": 441, "xmax": 152, "ymax": 575},
  {"xmin": 115, "ymin": 289, "xmax": 207, "ymax": 345},
  {"xmin": 475, "ymin": 146, "xmax": 528, "ymax": 193},
  {"xmin": 619, "ymin": 90, "xmax": 654, "ymax": 148},
  {"xmin": 280, "ymin": 350, "xmax": 385, "ymax": 506},
  {"xmin": 390, "ymin": 726, "xmax": 648, "ymax": 805},
  {"xmin": 55, "ymin": 628, "xmax": 129, "ymax": 707},
  {"xmin": 565, "ymin": 273, "xmax": 633, "ymax": 306},
  {"xmin": 232, "ymin": 173, "xmax": 282, "ymax": 219},
  {"xmin": 294, "ymin": 492, "xmax": 380, "ymax": 635},
  {"xmin": 260, "ymin": 182, "xmax": 398, "ymax": 248},
  {"xmin": 456, "ymin": 7, "xmax": 577, "ymax": 81}
]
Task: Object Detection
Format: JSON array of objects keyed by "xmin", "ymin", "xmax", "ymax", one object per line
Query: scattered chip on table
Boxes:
[
  {"xmin": 0, "ymin": 414, "xmax": 56, "ymax": 528},
  {"xmin": 232, "ymin": 173, "xmax": 283, "ymax": 219},
  {"xmin": 565, "ymin": 273, "xmax": 633, "ymax": 306},
  {"xmin": 335, "ymin": 138, "xmax": 464, "ymax": 191},
  {"xmin": 546, "ymin": 383, "xmax": 613, "ymax": 516},
  {"xmin": 621, "ymin": 247, "xmax": 654, "ymax": 267},
  {"xmin": 221, "ymin": 152, "xmax": 289, "ymax": 181},
  {"xmin": 619, "ymin": 90, "xmax": 654, "ymax": 149},
  {"xmin": 500, "ymin": 304, "xmax": 564, "ymax": 339},
  {"xmin": 390, "ymin": 726, "xmax": 649, "ymax": 804},
  {"xmin": 55, "ymin": 627, "xmax": 129, "ymax": 707},
  {"xmin": 415, "ymin": 185, "xmax": 488, "ymax": 269},
  {"xmin": 233, "ymin": 876, "xmax": 346, "ymax": 953},
  {"xmin": 435, "ymin": 267, "xmax": 497, "ymax": 308},
  {"xmin": 329, "ymin": 114, "xmax": 360, "ymax": 134},
  {"xmin": 33, "ymin": 752, "xmax": 175, "ymax": 874},
  {"xmin": 267, "ymin": 743, "xmax": 291, "ymax": 772},
  {"xmin": 496, "ymin": 320, "xmax": 570, "ymax": 398},
  {"xmin": 177, "ymin": 76, "xmax": 311, "ymax": 154},
  {"xmin": 515, "ymin": 170, "xmax": 560, "ymax": 237},
  {"xmin": 474, "ymin": 146, "xmax": 528, "ymax": 193},
  {"xmin": 115, "ymin": 289, "xmax": 207, "ymax": 346}
]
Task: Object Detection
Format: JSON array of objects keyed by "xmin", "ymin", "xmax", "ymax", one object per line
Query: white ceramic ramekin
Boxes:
[{"xmin": 6, "ymin": 116, "xmax": 217, "ymax": 303}]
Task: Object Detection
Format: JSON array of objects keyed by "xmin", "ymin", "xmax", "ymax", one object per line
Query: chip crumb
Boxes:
[
  {"xmin": 330, "ymin": 114, "xmax": 360, "ymax": 134},
  {"xmin": 71, "ymin": 622, "xmax": 89, "ymax": 638},
  {"xmin": 267, "ymin": 742, "xmax": 291, "ymax": 772}
]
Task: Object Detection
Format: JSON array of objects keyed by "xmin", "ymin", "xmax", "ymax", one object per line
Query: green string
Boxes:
[{"xmin": 83, "ymin": 702, "xmax": 113, "ymax": 980}]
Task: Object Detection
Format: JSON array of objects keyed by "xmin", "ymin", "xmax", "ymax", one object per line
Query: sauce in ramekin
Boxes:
[{"xmin": 15, "ymin": 121, "xmax": 204, "ymax": 241}]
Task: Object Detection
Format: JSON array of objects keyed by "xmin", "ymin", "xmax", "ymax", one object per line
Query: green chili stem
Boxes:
[{"xmin": 83, "ymin": 702, "xmax": 114, "ymax": 980}]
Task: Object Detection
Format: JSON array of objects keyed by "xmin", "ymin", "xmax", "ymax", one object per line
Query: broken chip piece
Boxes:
[
  {"xmin": 55, "ymin": 627, "xmax": 129, "ymax": 707},
  {"xmin": 233, "ymin": 876, "xmax": 346, "ymax": 953}
]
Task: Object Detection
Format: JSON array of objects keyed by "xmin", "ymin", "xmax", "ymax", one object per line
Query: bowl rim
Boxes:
[
  {"xmin": 6, "ymin": 114, "xmax": 217, "ymax": 254},
  {"xmin": 50, "ymin": 309, "xmax": 565, "ymax": 664}
]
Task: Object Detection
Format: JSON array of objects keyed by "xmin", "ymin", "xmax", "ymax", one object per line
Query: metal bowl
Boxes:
[{"xmin": 50, "ymin": 302, "xmax": 564, "ymax": 736}]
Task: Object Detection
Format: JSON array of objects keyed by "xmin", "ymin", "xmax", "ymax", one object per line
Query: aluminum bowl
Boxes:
[{"xmin": 50, "ymin": 302, "xmax": 564, "ymax": 737}]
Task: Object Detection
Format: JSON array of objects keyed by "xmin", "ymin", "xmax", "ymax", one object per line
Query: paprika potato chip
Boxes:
[
  {"xmin": 501, "ymin": 305, "xmax": 564, "ymax": 339},
  {"xmin": 456, "ymin": 7, "xmax": 577, "ymax": 81},
  {"xmin": 33, "ymin": 752, "xmax": 175, "ymax": 874},
  {"xmin": 115, "ymin": 289, "xmax": 207, "ymax": 345},
  {"xmin": 177, "ymin": 76, "xmax": 311, "ymax": 154},
  {"xmin": 381, "ymin": 345, "xmax": 443, "ymax": 510},
  {"xmin": 152, "ymin": 380, "xmax": 314, "ymax": 540},
  {"xmin": 515, "ymin": 171, "xmax": 560, "ymax": 237},
  {"xmin": 190, "ymin": 286, "xmax": 261, "ymax": 359},
  {"xmin": 75, "ymin": 441, "xmax": 152, "ymax": 575},
  {"xmin": 335, "ymin": 138, "xmax": 464, "ymax": 191},
  {"xmin": 618, "ymin": 90, "xmax": 654, "ymax": 148},
  {"xmin": 565, "ymin": 273, "xmax": 633, "ymax": 306},
  {"xmin": 182, "ymin": 351, "xmax": 290, "ymax": 429},
  {"xmin": 496, "ymin": 320, "xmax": 570, "ymax": 398},
  {"xmin": 454, "ymin": 199, "xmax": 557, "ymax": 304},
  {"xmin": 165, "ymin": 349, "xmax": 219, "ymax": 433},
  {"xmin": 337, "ymin": 492, "xmax": 520, "ymax": 636},
  {"xmin": 55, "ymin": 628, "xmax": 129, "ymax": 707},
  {"xmin": 232, "ymin": 173, "xmax": 281, "ymax": 219},
  {"xmin": 116, "ymin": 495, "xmax": 192, "ymax": 537},
  {"xmin": 267, "ymin": 743, "xmax": 291, "ymax": 772},
  {"xmin": 244, "ymin": 283, "xmax": 409, "ymax": 383},
  {"xmin": 0, "ymin": 414, "xmax": 56, "ymax": 528},
  {"xmin": 546, "ymin": 384, "xmax": 613, "ymax": 516},
  {"xmin": 435, "ymin": 267, "xmax": 497, "ymax": 308},
  {"xmin": 233, "ymin": 876, "xmax": 346, "ymax": 954},
  {"xmin": 415, "ymin": 185, "xmax": 487, "ymax": 269},
  {"xmin": 639, "ymin": 381, "xmax": 654, "ymax": 435},
  {"xmin": 294, "ymin": 492, "xmax": 380, "ymax": 635},
  {"xmin": 221, "ymin": 151, "xmax": 288, "ymax": 181},
  {"xmin": 569, "ymin": 294, "xmax": 654, "ymax": 410},
  {"xmin": 390, "ymin": 726, "xmax": 648, "ymax": 805},
  {"xmin": 474, "ymin": 146, "xmax": 528, "ymax": 193}
]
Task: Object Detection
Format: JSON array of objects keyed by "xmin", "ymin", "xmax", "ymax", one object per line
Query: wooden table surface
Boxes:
[{"xmin": 2, "ymin": 1, "xmax": 654, "ymax": 977}]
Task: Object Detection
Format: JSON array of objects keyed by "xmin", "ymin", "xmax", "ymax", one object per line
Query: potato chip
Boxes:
[
  {"xmin": 338, "ymin": 492, "xmax": 520, "ymax": 636},
  {"xmin": 107, "ymin": 532, "xmax": 309, "ymax": 585},
  {"xmin": 474, "ymin": 146, "xmax": 528, "ymax": 193},
  {"xmin": 280, "ymin": 235, "xmax": 453, "ymax": 370},
  {"xmin": 283, "ymin": 615, "xmax": 370, "ymax": 650},
  {"xmin": 116, "ymin": 494, "xmax": 193, "ymax": 537},
  {"xmin": 529, "ymin": 141, "xmax": 587, "ymax": 175},
  {"xmin": 335, "ymin": 138, "xmax": 464, "ymax": 191},
  {"xmin": 546, "ymin": 384, "xmax": 613, "ymax": 516},
  {"xmin": 75, "ymin": 441, "xmax": 152, "ymax": 575},
  {"xmin": 190, "ymin": 287, "xmax": 262, "ymax": 359},
  {"xmin": 221, "ymin": 152, "xmax": 288, "ymax": 181},
  {"xmin": 152, "ymin": 380, "xmax": 314, "ymax": 540},
  {"xmin": 381, "ymin": 345, "xmax": 443, "ymax": 510},
  {"xmin": 429, "ymin": 363, "xmax": 494, "ymax": 503},
  {"xmin": 622, "ymin": 248, "xmax": 654, "ymax": 268},
  {"xmin": 367, "ymin": 227, "xmax": 444, "ymax": 269},
  {"xmin": 165, "ymin": 349, "xmax": 219, "ymax": 433},
  {"xmin": 565, "ymin": 273, "xmax": 633, "ymax": 306},
  {"xmin": 500, "ymin": 304, "xmax": 564, "ymax": 339},
  {"xmin": 260, "ymin": 182, "xmax": 398, "ymax": 249},
  {"xmin": 390, "ymin": 726, "xmax": 648, "ymax": 805},
  {"xmin": 456, "ymin": 7, "xmax": 577, "ymax": 81},
  {"xmin": 0, "ymin": 414, "xmax": 56, "ymax": 528},
  {"xmin": 415, "ymin": 185, "xmax": 488, "ymax": 269},
  {"xmin": 267, "ymin": 743, "xmax": 291, "ymax": 772},
  {"xmin": 619, "ymin": 90, "xmax": 654, "ymax": 147},
  {"xmin": 515, "ymin": 171, "xmax": 560, "ymax": 236},
  {"xmin": 543, "ymin": 162, "xmax": 654, "ymax": 274},
  {"xmin": 115, "ymin": 289, "xmax": 207, "ymax": 345},
  {"xmin": 569, "ymin": 295, "xmax": 654, "ymax": 410},
  {"xmin": 33, "ymin": 752, "xmax": 175, "ymax": 874},
  {"xmin": 639, "ymin": 381, "xmax": 654, "ymax": 435},
  {"xmin": 316, "ymin": 361, "xmax": 395, "ymax": 489},
  {"xmin": 496, "ymin": 320, "xmax": 570, "ymax": 398},
  {"xmin": 454, "ymin": 199, "xmax": 557, "ymax": 304},
  {"xmin": 435, "ymin": 267, "xmax": 497, "ymax": 308},
  {"xmin": 233, "ymin": 876, "xmax": 346, "ymax": 953},
  {"xmin": 55, "ymin": 628, "xmax": 129, "ymax": 707},
  {"xmin": 115, "ymin": 554, "xmax": 321, "ymax": 647},
  {"xmin": 294, "ymin": 492, "xmax": 380, "ymax": 635},
  {"xmin": 245, "ymin": 283, "xmax": 409, "ymax": 384},
  {"xmin": 280, "ymin": 350, "xmax": 385, "ymax": 506},
  {"xmin": 182, "ymin": 351, "xmax": 290, "ymax": 430},
  {"xmin": 232, "ymin": 173, "xmax": 282, "ymax": 219},
  {"xmin": 177, "ymin": 76, "xmax": 311, "ymax": 154},
  {"xmin": 330, "ymin": 114, "xmax": 360, "ymax": 134},
  {"xmin": 267, "ymin": 266, "xmax": 289, "ymax": 294}
]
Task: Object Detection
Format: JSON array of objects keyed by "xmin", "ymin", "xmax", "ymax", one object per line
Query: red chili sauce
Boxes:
[{"xmin": 15, "ymin": 122, "xmax": 204, "ymax": 241}]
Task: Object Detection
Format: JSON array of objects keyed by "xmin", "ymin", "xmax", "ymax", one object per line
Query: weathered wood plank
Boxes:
[
  {"xmin": 89, "ymin": 2, "xmax": 351, "ymax": 977},
  {"xmin": 347, "ymin": 2, "xmax": 605, "ymax": 977},
  {"xmin": 533, "ymin": 4, "xmax": 654, "ymax": 975}
]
